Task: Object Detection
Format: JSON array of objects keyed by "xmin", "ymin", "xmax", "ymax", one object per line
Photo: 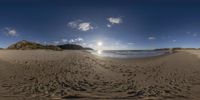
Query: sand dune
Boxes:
[{"xmin": 0, "ymin": 50, "xmax": 200, "ymax": 100}]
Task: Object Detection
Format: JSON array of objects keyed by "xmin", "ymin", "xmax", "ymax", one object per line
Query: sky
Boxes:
[{"xmin": 1, "ymin": 0, "xmax": 200, "ymax": 50}]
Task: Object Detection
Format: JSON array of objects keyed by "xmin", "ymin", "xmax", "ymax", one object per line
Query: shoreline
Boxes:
[
  {"xmin": 88, "ymin": 49, "xmax": 172, "ymax": 60},
  {"xmin": 91, "ymin": 50, "xmax": 174, "ymax": 63}
]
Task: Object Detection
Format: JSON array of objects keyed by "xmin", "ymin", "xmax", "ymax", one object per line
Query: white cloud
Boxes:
[
  {"xmin": 35, "ymin": 41, "xmax": 41, "ymax": 44},
  {"xmin": 68, "ymin": 20, "xmax": 80, "ymax": 29},
  {"xmin": 61, "ymin": 39, "xmax": 68, "ymax": 43},
  {"xmin": 5, "ymin": 28, "xmax": 18, "ymax": 36},
  {"xmin": 172, "ymin": 40, "xmax": 177, "ymax": 42},
  {"xmin": 193, "ymin": 33, "xmax": 197, "ymax": 37},
  {"xmin": 81, "ymin": 42, "xmax": 87, "ymax": 46},
  {"xmin": 69, "ymin": 37, "xmax": 84, "ymax": 43},
  {"xmin": 68, "ymin": 20, "xmax": 94, "ymax": 31},
  {"xmin": 148, "ymin": 37, "xmax": 156, "ymax": 40},
  {"xmin": 128, "ymin": 42, "xmax": 135, "ymax": 45},
  {"xmin": 43, "ymin": 41, "xmax": 47, "ymax": 45},
  {"xmin": 69, "ymin": 39, "xmax": 75, "ymax": 43},
  {"xmin": 76, "ymin": 37, "xmax": 83, "ymax": 41},
  {"xmin": 54, "ymin": 41, "xmax": 60, "ymax": 44},
  {"xmin": 185, "ymin": 31, "xmax": 199, "ymax": 37},
  {"xmin": 186, "ymin": 31, "xmax": 199, "ymax": 37},
  {"xmin": 68, "ymin": 20, "xmax": 80, "ymax": 28},
  {"xmin": 107, "ymin": 24, "xmax": 112, "ymax": 28},
  {"xmin": 78, "ymin": 22, "xmax": 93, "ymax": 31},
  {"xmin": 107, "ymin": 17, "xmax": 122, "ymax": 24},
  {"xmin": 186, "ymin": 32, "xmax": 191, "ymax": 34},
  {"xmin": 52, "ymin": 37, "xmax": 84, "ymax": 45}
]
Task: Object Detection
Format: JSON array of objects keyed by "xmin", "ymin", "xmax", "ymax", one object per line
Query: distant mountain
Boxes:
[
  {"xmin": 155, "ymin": 47, "xmax": 200, "ymax": 51},
  {"xmin": 58, "ymin": 44, "xmax": 83, "ymax": 50},
  {"xmin": 58, "ymin": 44, "xmax": 93, "ymax": 50},
  {"xmin": 7, "ymin": 40, "xmax": 61, "ymax": 50},
  {"xmin": 45, "ymin": 45, "xmax": 62, "ymax": 51},
  {"xmin": 83, "ymin": 47, "xmax": 93, "ymax": 50}
]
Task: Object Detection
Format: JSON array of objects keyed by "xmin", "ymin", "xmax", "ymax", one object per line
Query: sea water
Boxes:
[{"xmin": 89, "ymin": 50, "xmax": 169, "ymax": 58}]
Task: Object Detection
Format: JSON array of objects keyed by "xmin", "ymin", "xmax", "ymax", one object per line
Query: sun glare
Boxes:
[{"xmin": 97, "ymin": 42, "xmax": 103, "ymax": 46}]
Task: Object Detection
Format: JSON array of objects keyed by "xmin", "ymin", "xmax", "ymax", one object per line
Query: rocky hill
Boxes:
[
  {"xmin": 7, "ymin": 40, "xmax": 93, "ymax": 50},
  {"xmin": 7, "ymin": 40, "xmax": 62, "ymax": 50}
]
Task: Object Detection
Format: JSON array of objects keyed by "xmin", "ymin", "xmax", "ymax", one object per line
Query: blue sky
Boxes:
[{"xmin": 1, "ymin": 0, "xmax": 200, "ymax": 50}]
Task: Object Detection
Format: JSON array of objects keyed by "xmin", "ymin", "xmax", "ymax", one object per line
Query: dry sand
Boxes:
[{"xmin": 0, "ymin": 50, "xmax": 200, "ymax": 100}]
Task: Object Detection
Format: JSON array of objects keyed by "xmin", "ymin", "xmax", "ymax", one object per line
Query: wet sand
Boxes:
[{"xmin": 0, "ymin": 50, "xmax": 200, "ymax": 100}]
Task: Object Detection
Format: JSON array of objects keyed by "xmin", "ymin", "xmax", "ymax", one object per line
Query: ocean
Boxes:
[{"xmin": 89, "ymin": 50, "xmax": 169, "ymax": 58}]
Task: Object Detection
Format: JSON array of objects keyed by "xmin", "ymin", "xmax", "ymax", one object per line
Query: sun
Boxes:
[{"xmin": 97, "ymin": 42, "xmax": 103, "ymax": 46}]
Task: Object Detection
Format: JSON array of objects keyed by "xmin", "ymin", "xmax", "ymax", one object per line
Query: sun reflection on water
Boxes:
[{"xmin": 97, "ymin": 50, "xmax": 102, "ymax": 55}]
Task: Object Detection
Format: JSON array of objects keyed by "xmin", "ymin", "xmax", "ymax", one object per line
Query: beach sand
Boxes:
[{"xmin": 0, "ymin": 50, "xmax": 200, "ymax": 100}]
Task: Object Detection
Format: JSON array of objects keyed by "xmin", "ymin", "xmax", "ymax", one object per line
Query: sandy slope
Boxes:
[{"xmin": 0, "ymin": 50, "xmax": 200, "ymax": 100}]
